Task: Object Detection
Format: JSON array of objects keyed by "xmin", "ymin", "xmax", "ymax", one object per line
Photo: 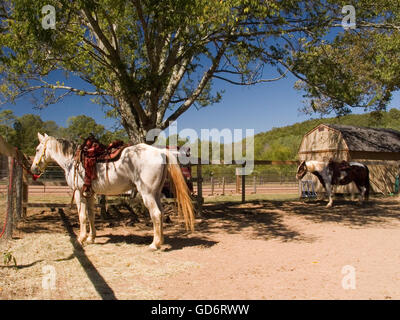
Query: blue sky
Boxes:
[{"xmin": 4, "ymin": 71, "xmax": 400, "ymax": 143}]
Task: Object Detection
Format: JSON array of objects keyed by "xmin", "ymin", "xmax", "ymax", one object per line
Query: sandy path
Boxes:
[{"xmin": 1, "ymin": 198, "xmax": 400, "ymax": 299}]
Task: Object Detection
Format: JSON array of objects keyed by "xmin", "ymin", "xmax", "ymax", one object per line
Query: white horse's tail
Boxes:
[{"xmin": 165, "ymin": 152, "xmax": 195, "ymax": 231}]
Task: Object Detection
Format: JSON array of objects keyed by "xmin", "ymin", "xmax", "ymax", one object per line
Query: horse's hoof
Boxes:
[
  {"xmin": 86, "ymin": 237, "xmax": 96, "ymax": 244},
  {"xmin": 326, "ymin": 203, "xmax": 333, "ymax": 208},
  {"xmin": 148, "ymin": 243, "xmax": 159, "ymax": 251},
  {"xmin": 77, "ymin": 236, "xmax": 87, "ymax": 245}
]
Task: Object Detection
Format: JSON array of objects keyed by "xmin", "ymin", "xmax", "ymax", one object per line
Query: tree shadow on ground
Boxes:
[
  {"xmin": 17, "ymin": 198, "xmax": 400, "ymax": 247},
  {"xmin": 267, "ymin": 198, "xmax": 400, "ymax": 228},
  {"xmin": 194, "ymin": 197, "xmax": 400, "ymax": 241},
  {"xmin": 17, "ymin": 201, "xmax": 314, "ymax": 244},
  {"xmin": 195, "ymin": 201, "xmax": 316, "ymax": 243},
  {"xmin": 16, "ymin": 208, "xmax": 217, "ymax": 251},
  {"xmin": 16, "ymin": 210, "xmax": 66, "ymax": 234},
  {"xmin": 99, "ymin": 233, "xmax": 218, "ymax": 251}
]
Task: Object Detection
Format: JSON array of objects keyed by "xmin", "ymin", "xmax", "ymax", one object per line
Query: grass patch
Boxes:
[
  {"xmin": 28, "ymin": 194, "xmax": 72, "ymax": 204},
  {"xmin": 204, "ymin": 193, "xmax": 299, "ymax": 203}
]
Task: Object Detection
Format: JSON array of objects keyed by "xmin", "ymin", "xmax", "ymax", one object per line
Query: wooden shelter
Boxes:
[{"xmin": 298, "ymin": 124, "xmax": 400, "ymax": 194}]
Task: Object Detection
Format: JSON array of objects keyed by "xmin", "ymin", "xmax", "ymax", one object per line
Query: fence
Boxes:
[
  {"xmin": 0, "ymin": 162, "xmax": 299, "ymax": 195},
  {"xmin": 0, "ymin": 156, "xmax": 28, "ymax": 240},
  {"xmin": 188, "ymin": 160, "xmax": 299, "ymax": 206},
  {"xmin": 0, "ymin": 163, "xmax": 68, "ymax": 195},
  {"xmin": 0, "ymin": 154, "xmax": 301, "ymax": 236},
  {"xmin": 199, "ymin": 172, "xmax": 298, "ymax": 196}
]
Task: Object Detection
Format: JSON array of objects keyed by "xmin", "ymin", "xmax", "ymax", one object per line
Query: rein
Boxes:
[{"xmin": 14, "ymin": 147, "xmax": 41, "ymax": 181}]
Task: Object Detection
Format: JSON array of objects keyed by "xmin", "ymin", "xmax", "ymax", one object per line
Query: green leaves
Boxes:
[
  {"xmin": 293, "ymin": 2, "xmax": 400, "ymax": 116},
  {"xmin": 0, "ymin": 110, "xmax": 128, "ymax": 153},
  {"xmin": 2, "ymin": 0, "xmax": 399, "ymax": 141},
  {"xmin": 2, "ymin": 250, "xmax": 17, "ymax": 267},
  {"xmin": 64, "ymin": 115, "xmax": 105, "ymax": 141}
]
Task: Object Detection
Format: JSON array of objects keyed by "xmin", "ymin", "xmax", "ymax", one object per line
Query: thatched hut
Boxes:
[{"xmin": 298, "ymin": 124, "xmax": 400, "ymax": 194}]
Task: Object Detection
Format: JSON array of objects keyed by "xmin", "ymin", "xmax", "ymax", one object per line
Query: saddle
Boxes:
[
  {"xmin": 338, "ymin": 160, "xmax": 351, "ymax": 171},
  {"xmin": 95, "ymin": 140, "xmax": 128, "ymax": 163},
  {"xmin": 328, "ymin": 159, "xmax": 351, "ymax": 185},
  {"xmin": 75, "ymin": 135, "xmax": 130, "ymax": 197}
]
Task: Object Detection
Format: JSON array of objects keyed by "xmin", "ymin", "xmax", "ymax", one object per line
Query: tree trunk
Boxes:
[
  {"xmin": 118, "ymin": 98, "xmax": 164, "ymax": 145},
  {"xmin": 125, "ymin": 126, "xmax": 148, "ymax": 145},
  {"xmin": 119, "ymin": 110, "xmax": 148, "ymax": 144},
  {"xmin": 121, "ymin": 117, "xmax": 160, "ymax": 145}
]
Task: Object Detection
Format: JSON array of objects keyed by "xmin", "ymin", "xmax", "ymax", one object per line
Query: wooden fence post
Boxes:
[
  {"xmin": 210, "ymin": 176, "xmax": 214, "ymax": 196},
  {"xmin": 15, "ymin": 164, "xmax": 23, "ymax": 221},
  {"xmin": 5, "ymin": 157, "xmax": 16, "ymax": 239},
  {"xmin": 196, "ymin": 162, "xmax": 203, "ymax": 216},
  {"xmin": 22, "ymin": 182, "xmax": 28, "ymax": 219},
  {"xmin": 236, "ymin": 170, "xmax": 240, "ymax": 194},
  {"xmin": 241, "ymin": 163, "xmax": 246, "ymax": 203},
  {"xmin": 222, "ymin": 177, "xmax": 225, "ymax": 195}
]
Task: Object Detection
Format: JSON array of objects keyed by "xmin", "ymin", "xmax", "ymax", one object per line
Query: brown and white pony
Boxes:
[{"xmin": 296, "ymin": 159, "xmax": 370, "ymax": 207}]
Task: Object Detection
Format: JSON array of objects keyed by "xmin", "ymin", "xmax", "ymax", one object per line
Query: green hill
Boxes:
[{"xmin": 253, "ymin": 108, "xmax": 400, "ymax": 162}]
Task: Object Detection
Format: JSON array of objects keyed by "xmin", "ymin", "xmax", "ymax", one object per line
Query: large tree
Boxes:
[
  {"xmin": 292, "ymin": 1, "xmax": 400, "ymax": 116},
  {"xmin": 1, "ymin": 0, "xmax": 397, "ymax": 143}
]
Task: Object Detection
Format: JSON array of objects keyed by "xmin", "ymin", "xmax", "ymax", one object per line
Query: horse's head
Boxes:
[
  {"xmin": 31, "ymin": 132, "xmax": 52, "ymax": 175},
  {"xmin": 296, "ymin": 160, "xmax": 308, "ymax": 180}
]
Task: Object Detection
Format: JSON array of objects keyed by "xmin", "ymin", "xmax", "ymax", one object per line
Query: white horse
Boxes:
[{"xmin": 31, "ymin": 133, "xmax": 195, "ymax": 250}]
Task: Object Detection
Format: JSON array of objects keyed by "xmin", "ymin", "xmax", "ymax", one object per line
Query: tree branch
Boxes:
[
  {"xmin": 161, "ymin": 41, "xmax": 228, "ymax": 128},
  {"xmin": 21, "ymin": 83, "xmax": 102, "ymax": 96},
  {"xmin": 131, "ymin": 0, "xmax": 155, "ymax": 66},
  {"xmin": 212, "ymin": 71, "xmax": 287, "ymax": 85},
  {"xmin": 82, "ymin": 6, "xmax": 148, "ymax": 126}
]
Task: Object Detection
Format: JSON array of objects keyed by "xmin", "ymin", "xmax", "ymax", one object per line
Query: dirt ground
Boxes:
[{"xmin": 1, "ymin": 196, "xmax": 400, "ymax": 300}]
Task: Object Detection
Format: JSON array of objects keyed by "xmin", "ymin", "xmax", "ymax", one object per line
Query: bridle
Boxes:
[{"xmin": 34, "ymin": 138, "xmax": 50, "ymax": 177}]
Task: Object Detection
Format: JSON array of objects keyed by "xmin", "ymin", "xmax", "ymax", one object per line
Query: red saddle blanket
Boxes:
[{"xmin": 75, "ymin": 136, "xmax": 130, "ymax": 195}]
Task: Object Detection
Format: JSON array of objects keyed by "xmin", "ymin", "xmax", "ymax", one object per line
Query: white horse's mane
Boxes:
[{"xmin": 51, "ymin": 138, "xmax": 78, "ymax": 157}]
